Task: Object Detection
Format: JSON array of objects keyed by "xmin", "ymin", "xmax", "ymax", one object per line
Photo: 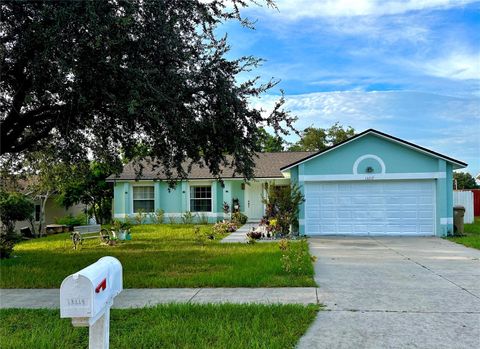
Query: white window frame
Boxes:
[
  {"xmin": 132, "ymin": 185, "xmax": 155, "ymax": 213},
  {"xmin": 188, "ymin": 183, "xmax": 213, "ymax": 213}
]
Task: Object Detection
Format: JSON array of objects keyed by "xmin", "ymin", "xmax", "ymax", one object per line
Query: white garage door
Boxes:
[{"xmin": 305, "ymin": 180, "xmax": 435, "ymax": 236}]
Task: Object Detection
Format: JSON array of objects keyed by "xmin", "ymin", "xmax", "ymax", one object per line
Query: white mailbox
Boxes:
[{"xmin": 60, "ymin": 256, "xmax": 123, "ymax": 349}]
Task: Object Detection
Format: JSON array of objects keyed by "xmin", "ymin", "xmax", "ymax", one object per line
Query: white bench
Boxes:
[{"xmin": 71, "ymin": 224, "xmax": 109, "ymax": 249}]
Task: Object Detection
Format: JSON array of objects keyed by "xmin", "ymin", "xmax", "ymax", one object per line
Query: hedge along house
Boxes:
[
  {"xmin": 108, "ymin": 129, "xmax": 466, "ymax": 237},
  {"xmin": 106, "ymin": 152, "xmax": 314, "ymax": 223},
  {"xmin": 282, "ymin": 129, "xmax": 467, "ymax": 237}
]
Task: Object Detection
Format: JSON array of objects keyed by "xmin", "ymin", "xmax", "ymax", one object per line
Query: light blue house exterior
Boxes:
[{"xmin": 109, "ymin": 129, "xmax": 466, "ymax": 237}]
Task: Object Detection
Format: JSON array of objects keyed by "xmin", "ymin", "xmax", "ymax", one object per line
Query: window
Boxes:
[
  {"xmin": 35, "ymin": 205, "xmax": 41, "ymax": 221},
  {"xmin": 133, "ymin": 186, "xmax": 155, "ymax": 213},
  {"xmin": 190, "ymin": 186, "xmax": 212, "ymax": 212}
]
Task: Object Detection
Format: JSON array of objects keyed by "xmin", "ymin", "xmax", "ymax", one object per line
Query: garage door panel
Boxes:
[{"xmin": 305, "ymin": 180, "xmax": 435, "ymax": 236}]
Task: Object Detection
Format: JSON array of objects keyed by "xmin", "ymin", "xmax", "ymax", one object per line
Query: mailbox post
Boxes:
[{"xmin": 60, "ymin": 256, "xmax": 123, "ymax": 349}]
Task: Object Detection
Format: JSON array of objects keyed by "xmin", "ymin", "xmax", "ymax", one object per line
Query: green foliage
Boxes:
[
  {"xmin": 232, "ymin": 212, "xmax": 248, "ymax": 225},
  {"xmin": 168, "ymin": 216, "xmax": 177, "ymax": 224},
  {"xmin": 0, "ymin": 304, "xmax": 319, "ymax": 349},
  {"xmin": 212, "ymin": 221, "xmax": 237, "ymax": 236},
  {"xmin": 256, "ymin": 127, "xmax": 284, "ymax": 152},
  {"xmin": 181, "ymin": 211, "xmax": 196, "ymax": 224},
  {"xmin": 134, "ymin": 209, "xmax": 147, "ymax": 225},
  {"xmin": 447, "ymin": 217, "xmax": 480, "ymax": 250},
  {"xmin": 56, "ymin": 161, "xmax": 119, "ymax": 224},
  {"xmin": 150, "ymin": 209, "xmax": 165, "ymax": 224},
  {"xmin": 454, "ymin": 171, "xmax": 478, "ymax": 189},
  {"xmin": 0, "ymin": 224, "xmax": 316, "ymax": 288},
  {"xmin": 1, "ymin": 0, "xmax": 295, "ymax": 182},
  {"xmin": 0, "ymin": 190, "xmax": 34, "ymax": 259},
  {"xmin": 198, "ymin": 213, "xmax": 209, "ymax": 225},
  {"xmin": 263, "ymin": 183, "xmax": 305, "ymax": 235},
  {"xmin": 289, "ymin": 122, "xmax": 355, "ymax": 151},
  {"xmin": 55, "ymin": 213, "xmax": 87, "ymax": 227},
  {"xmin": 0, "ymin": 236, "xmax": 14, "ymax": 259},
  {"xmin": 279, "ymin": 238, "xmax": 317, "ymax": 275}
]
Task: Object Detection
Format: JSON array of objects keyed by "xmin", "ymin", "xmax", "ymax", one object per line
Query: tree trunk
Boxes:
[{"xmin": 39, "ymin": 193, "xmax": 49, "ymax": 236}]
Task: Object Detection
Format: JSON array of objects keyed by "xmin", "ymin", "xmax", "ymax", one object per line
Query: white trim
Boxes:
[
  {"xmin": 299, "ymin": 172, "xmax": 446, "ymax": 182},
  {"xmin": 353, "ymin": 154, "xmax": 386, "ymax": 174},
  {"xmin": 281, "ymin": 130, "xmax": 466, "ymax": 171},
  {"xmin": 131, "ymin": 184, "xmax": 155, "ymax": 214},
  {"xmin": 187, "ymin": 183, "xmax": 214, "ymax": 213},
  {"xmin": 440, "ymin": 217, "xmax": 453, "ymax": 225},
  {"xmin": 114, "ymin": 214, "xmax": 128, "ymax": 218}
]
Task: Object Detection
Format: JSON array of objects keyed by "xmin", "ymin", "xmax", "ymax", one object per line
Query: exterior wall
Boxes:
[
  {"xmin": 113, "ymin": 179, "xmax": 251, "ymax": 223},
  {"xmin": 292, "ymin": 134, "xmax": 457, "ymax": 237},
  {"xmin": 112, "ymin": 178, "xmax": 290, "ymax": 223},
  {"xmin": 14, "ymin": 198, "xmax": 86, "ymax": 233}
]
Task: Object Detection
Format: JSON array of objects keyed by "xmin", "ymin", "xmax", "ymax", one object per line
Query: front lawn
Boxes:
[
  {"xmin": 447, "ymin": 217, "xmax": 480, "ymax": 250},
  {"xmin": 0, "ymin": 303, "xmax": 319, "ymax": 349},
  {"xmin": 0, "ymin": 224, "xmax": 316, "ymax": 288}
]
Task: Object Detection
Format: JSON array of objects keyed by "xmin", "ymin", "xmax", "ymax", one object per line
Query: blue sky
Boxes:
[{"xmin": 220, "ymin": 0, "xmax": 480, "ymax": 175}]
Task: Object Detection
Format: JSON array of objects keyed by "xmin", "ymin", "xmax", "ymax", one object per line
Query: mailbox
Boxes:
[
  {"xmin": 60, "ymin": 257, "xmax": 122, "ymax": 349},
  {"xmin": 60, "ymin": 257, "xmax": 122, "ymax": 326}
]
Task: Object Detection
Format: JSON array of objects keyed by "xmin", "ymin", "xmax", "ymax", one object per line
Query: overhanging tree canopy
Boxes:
[{"xmin": 1, "ymin": 0, "xmax": 295, "ymax": 179}]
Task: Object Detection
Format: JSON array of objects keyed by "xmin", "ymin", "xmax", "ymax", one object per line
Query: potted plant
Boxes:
[{"xmin": 121, "ymin": 221, "xmax": 132, "ymax": 240}]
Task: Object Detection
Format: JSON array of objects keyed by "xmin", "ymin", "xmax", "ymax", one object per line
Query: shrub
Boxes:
[
  {"xmin": 193, "ymin": 225, "xmax": 207, "ymax": 245},
  {"xmin": 168, "ymin": 216, "xmax": 177, "ymax": 224},
  {"xmin": 181, "ymin": 211, "xmax": 196, "ymax": 224},
  {"xmin": 55, "ymin": 213, "xmax": 87, "ymax": 226},
  {"xmin": 262, "ymin": 183, "xmax": 304, "ymax": 236},
  {"xmin": 212, "ymin": 221, "xmax": 237, "ymax": 236},
  {"xmin": 246, "ymin": 231, "xmax": 262, "ymax": 240},
  {"xmin": 0, "ymin": 190, "xmax": 34, "ymax": 258},
  {"xmin": 198, "ymin": 213, "xmax": 209, "ymax": 225},
  {"xmin": 150, "ymin": 209, "xmax": 165, "ymax": 224},
  {"xmin": 0, "ymin": 236, "xmax": 14, "ymax": 259},
  {"xmin": 134, "ymin": 209, "xmax": 147, "ymax": 225},
  {"xmin": 232, "ymin": 212, "xmax": 248, "ymax": 225},
  {"xmin": 279, "ymin": 238, "xmax": 316, "ymax": 275}
]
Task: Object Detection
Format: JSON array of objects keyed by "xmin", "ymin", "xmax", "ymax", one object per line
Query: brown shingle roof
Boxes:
[{"xmin": 107, "ymin": 152, "xmax": 315, "ymax": 181}]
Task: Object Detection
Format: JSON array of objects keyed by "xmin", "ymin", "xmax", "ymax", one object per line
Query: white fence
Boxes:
[{"xmin": 453, "ymin": 191, "xmax": 474, "ymax": 224}]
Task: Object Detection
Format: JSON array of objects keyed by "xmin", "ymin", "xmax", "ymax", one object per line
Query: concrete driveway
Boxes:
[{"xmin": 298, "ymin": 237, "xmax": 480, "ymax": 349}]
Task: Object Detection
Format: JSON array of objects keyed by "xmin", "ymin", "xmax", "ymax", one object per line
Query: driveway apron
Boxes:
[{"xmin": 298, "ymin": 237, "xmax": 480, "ymax": 349}]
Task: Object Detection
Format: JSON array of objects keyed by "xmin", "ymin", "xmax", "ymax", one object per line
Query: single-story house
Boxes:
[{"xmin": 107, "ymin": 129, "xmax": 467, "ymax": 237}]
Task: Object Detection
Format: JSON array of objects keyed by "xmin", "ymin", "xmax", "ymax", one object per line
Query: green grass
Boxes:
[
  {"xmin": 0, "ymin": 224, "xmax": 316, "ymax": 288},
  {"xmin": 0, "ymin": 304, "xmax": 319, "ymax": 349},
  {"xmin": 447, "ymin": 217, "xmax": 480, "ymax": 250}
]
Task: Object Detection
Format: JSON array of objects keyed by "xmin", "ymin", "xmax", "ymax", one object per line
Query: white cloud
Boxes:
[
  {"xmin": 270, "ymin": 0, "xmax": 477, "ymax": 19},
  {"xmin": 419, "ymin": 52, "xmax": 480, "ymax": 80},
  {"xmin": 255, "ymin": 90, "xmax": 480, "ymax": 174}
]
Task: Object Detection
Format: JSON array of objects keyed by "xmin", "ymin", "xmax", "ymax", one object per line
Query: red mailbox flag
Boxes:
[{"xmin": 95, "ymin": 278, "xmax": 107, "ymax": 293}]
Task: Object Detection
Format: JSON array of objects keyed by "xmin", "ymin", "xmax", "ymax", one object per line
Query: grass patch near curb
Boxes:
[
  {"xmin": 0, "ymin": 303, "xmax": 319, "ymax": 349},
  {"xmin": 0, "ymin": 224, "xmax": 316, "ymax": 288},
  {"xmin": 447, "ymin": 217, "xmax": 480, "ymax": 250}
]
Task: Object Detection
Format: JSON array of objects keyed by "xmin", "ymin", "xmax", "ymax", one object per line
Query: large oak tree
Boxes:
[{"xmin": 1, "ymin": 0, "xmax": 295, "ymax": 179}]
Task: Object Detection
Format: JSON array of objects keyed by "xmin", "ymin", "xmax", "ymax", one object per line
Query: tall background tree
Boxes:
[
  {"xmin": 256, "ymin": 128, "xmax": 285, "ymax": 152},
  {"xmin": 289, "ymin": 123, "xmax": 355, "ymax": 151},
  {"xmin": 454, "ymin": 172, "xmax": 479, "ymax": 189},
  {"xmin": 1, "ymin": 0, "xmax": 295, "ymax": 179}
]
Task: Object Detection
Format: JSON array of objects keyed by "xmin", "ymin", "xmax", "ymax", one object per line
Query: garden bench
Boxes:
[{"xmin": 71, "ymin": 224, "xmax": 109, "ymax": 249}]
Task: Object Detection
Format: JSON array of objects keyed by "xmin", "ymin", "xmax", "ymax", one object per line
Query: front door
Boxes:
[{"xmin": 245, "ymin": 182, "xmax": 264, "ymax": 220}]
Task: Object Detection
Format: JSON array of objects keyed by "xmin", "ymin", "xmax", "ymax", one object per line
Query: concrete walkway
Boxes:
[
  {"xmin": 0, "ymin": 287, "xmax": 318, "ymax": 309},
  {"xmin": 220, "ymin": 222, "xmax": 257, "ymax": 243},
  {"xmin": 297, "ymin": 237, "xmax": 480, "ymax": 349}
]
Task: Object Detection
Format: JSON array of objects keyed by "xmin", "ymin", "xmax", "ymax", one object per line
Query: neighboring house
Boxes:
[
  {"xmin": 14, "ymin": 197, "xmax": 86, "ymax": 234},
  {"xmin": 1, "ymin": 178, "xmax": 86, "ymax": 234},
  {"xmin": 108, "ymin": 129, "xmax": 467, "ymax": 237}
]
